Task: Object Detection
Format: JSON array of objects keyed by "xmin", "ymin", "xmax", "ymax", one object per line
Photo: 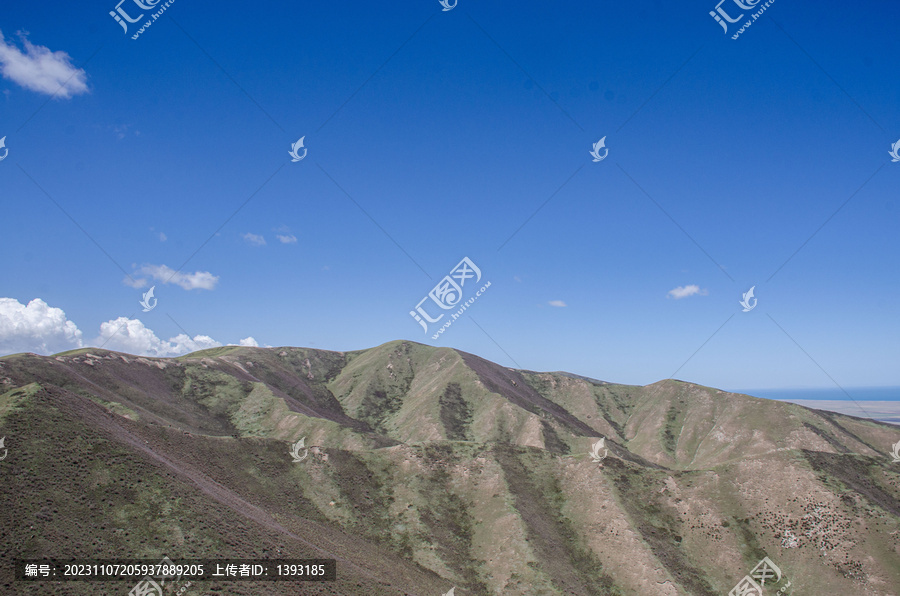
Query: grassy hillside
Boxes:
[{"xmin": 0, "ymin": 341, "xmax": 898, "ymax": 595}]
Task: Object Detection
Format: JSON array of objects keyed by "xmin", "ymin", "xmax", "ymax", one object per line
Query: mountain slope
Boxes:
[{"xmin": 1, "ymin": 340, "xmax": 898, "ymax": 595}]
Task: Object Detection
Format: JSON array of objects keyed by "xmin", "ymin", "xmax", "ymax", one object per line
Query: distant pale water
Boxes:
[
  {"xmin": 736, "ymin": 387, "xmax": 900, "ymax": 402},
  {"xmin": 733, "ymin": 386, "xmax": 900, "ymax": 425}
]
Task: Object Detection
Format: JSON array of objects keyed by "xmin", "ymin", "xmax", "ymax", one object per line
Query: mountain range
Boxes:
[{"xmin": 1, "ymin": 340, "xmax": 898, "ymax": 595}]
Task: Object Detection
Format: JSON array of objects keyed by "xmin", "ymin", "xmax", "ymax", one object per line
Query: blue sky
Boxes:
[{"xmin": 0, "ymin": 0, "xmax": 898, "ymax": 393}]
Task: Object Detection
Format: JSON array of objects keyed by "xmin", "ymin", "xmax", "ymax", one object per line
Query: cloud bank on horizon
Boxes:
[{"xmin": 0, "ymin": 297, "xmax": 258, "ymax": 358}]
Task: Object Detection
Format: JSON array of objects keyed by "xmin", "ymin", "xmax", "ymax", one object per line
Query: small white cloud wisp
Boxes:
[
  {"xmin": 243, "ymin": 233, "xmax": 266, "ymax": 246},
  {"xmin": 125, "ymin": 264, "xmax": 219, "ymax": 291},
  {"xmin": 667, "ymin": 285, "xmax": 708, "ymax": 300}
]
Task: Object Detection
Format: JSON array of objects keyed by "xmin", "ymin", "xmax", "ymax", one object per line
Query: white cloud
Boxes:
[
  {"xmin": 548, "ymin": 300, "xmax": 567, "ymax": 307},
  {"xmin": 0, "ymin": 297, "xmax": 255, "ymax": 358},
  {"xmin": 276, "ymin": 234, "xmax": 297, "ymax": 244},
  {"xmin": 0, "ymin": 298, "xmax": 83, "ymax": 355},
  {"xmin": 243, "ymin": 233, "xmax": 266, "ymax": 246},
  {"xmin": 126, "ymin": 264, "xmax": 219, "ymax": 291},
  {"xmin": 0, "ymin": 30, "xmax": 88, "ymax": 98},
  {"xmin": 667, "ymin": 285, "xmax": 708, "ymax": 300},
  {"xmin": 112, "ymin": 124, "xmax": 132, "ymax": 140},
  {"xmin": 168, "ymin": 334, "xmax": 222, "ymax": 354},
  {"xmin": 97, "ymin": 317, "xmax": 222, "ymax": 357},
  {"xmin": 158, "ymin": 232, "xmax": 167, "ymax": 242}
]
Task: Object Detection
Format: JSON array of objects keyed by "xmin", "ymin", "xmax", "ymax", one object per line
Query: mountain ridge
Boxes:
[{"xmin": 1, "ymin": 340, "xmax": 898, "ymax": 595}]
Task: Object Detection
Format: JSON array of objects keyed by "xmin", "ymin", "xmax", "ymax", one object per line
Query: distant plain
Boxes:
[{"xmin": 742, "ymin": 387, "xmax": 900, "ymax": 426}]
